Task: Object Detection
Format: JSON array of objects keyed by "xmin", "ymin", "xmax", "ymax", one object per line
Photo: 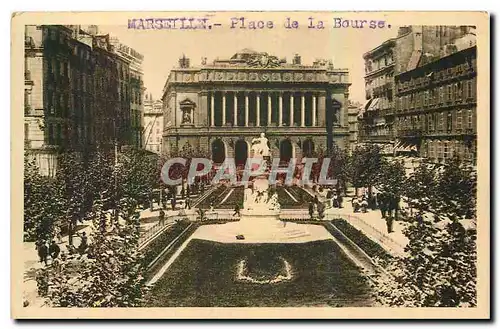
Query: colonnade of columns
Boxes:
[{"xmin": 209, "ymin": 91, "xmax": 320, "ymax": 127}]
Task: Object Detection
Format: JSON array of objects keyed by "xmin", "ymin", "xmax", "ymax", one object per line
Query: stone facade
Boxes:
[
  {"xmin": 143, "ymin": 94, "xmax": 163, "ymax": 154},
  {"xmin": 347, "ymin": 101, "xmax": 361, "ymax": 155},
  {"xmin": 394, "ymin": 45, "xmax": 477, "ymax": 164},
  {"xmin": 359, "ymin": 25, "xmax": 476, "ymax": 155},
  {"xmin": 161, "ymin": 50, "xmax": 351, "ymax": 164},
  {"xmin": 24, "ymin": 25, "xmax": 144, "ymax": 176}
]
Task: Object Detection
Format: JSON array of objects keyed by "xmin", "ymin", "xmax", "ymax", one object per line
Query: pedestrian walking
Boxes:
[
  {"xmin": 78, "ymin": 232, "xmax": 88, "ymax": 254},
  {"xmin": 378, "ymin": 192, "xmax": 387, "ymax": 218},
  {"xmin": 159, "ymin": 208, "xmax": 166, "ymax": 226},
  {"xmin": 171, "ymin": 197, "xmax": 177, "ymax": 211},
  {"xmin": 338, "ymin": 194, "xmax": 344, "ymax": 208},
  {"xmin": 308, "ymin": 202, "xmax": 315, "ymax": 219},
  {"xmin": 54, "ymin": 226, "xmax": 63, "ymax": 244},
  {"xmin": 185, "ymin": 197, "xmax": 191, "ymax": 210},
  {"xmin": 233, "ymin": 204, "xmax": 241, "ymax": 217},
  {"xmin": 36, "ymin": 240, "xmax": 48, "ymax": 266},
  {"xmin": 48, "ymin": 240, "xmax": 60, "ymax": 260},
  {"xmin": 332, "ymin": 192, "xmax": 339, "ymax": 208},
  {"xmin": 385, "ymin": 216, "xmax": 394, "ymax": 233},
  {"xmin": 317, "ymin": 202, "xmax": 325, "ymax": 219}
]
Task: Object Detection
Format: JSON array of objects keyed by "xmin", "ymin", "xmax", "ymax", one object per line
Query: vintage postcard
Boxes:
[{"xmin": 11, "ymin": 11, "xmax": 490, "ymax": 319}]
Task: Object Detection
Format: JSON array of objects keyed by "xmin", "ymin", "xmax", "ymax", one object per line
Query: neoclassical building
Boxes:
[{"xmin": 161, "ymin": 49, "xmax": 351, "ymax": 165}]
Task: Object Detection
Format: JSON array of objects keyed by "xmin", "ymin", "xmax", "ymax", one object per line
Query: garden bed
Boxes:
[
  {"xmin": 330, "ymin": 218, "xmax": 393, "ymax": 266},
  {"xmin": 141, "ymin": 219, "xmax": 192, "ymax": 268},
  {"xmin": 146, "ymin": 239, "xmax": 373, "ymax": 307}
]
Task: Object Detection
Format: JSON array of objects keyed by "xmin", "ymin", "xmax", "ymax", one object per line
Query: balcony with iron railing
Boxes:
[
  {"xmin": 397, "ymin": 129, "xmax": 423, "ymax": 137},
  {"xmin": 359, "ymin": 134, "xmax": 393, "ymax": 142}
]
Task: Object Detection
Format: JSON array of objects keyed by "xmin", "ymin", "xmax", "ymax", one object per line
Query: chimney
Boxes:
[
  {"xmin": 87, "ymin": 25, "xmax": 99, "ymax": 36},
  {"xmin": 398, "ymin": 26, "xmax": 412, "ymax": 37},
  {"xmin": 292, "ymin": 54, "xmax": 301, "ymax": 65},
  {"xmin": 179, "ymin": 54, "xmax": 190, "ymax": 68}
]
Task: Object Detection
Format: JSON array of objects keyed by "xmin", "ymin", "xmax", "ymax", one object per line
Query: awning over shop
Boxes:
[
  {"xmin": 366, "ymin": 98, "xmax": 380, "ymax": 112},
  {"xmin": 394, "ymin": 140, "xmax": 418, "ymax": 153},
  {"xmin": 358, "ymin": 98, "xmax": 373, "ymax": 118}
]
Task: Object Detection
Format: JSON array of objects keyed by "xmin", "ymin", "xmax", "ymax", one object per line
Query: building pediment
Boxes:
[{"xmin": 179, "ymin": 98, "xmax": 196, "ymax": 107}]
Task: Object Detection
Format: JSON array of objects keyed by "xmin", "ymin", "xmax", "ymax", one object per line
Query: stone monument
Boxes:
[{"xmin": 241, "ymin": 133, "xmax": 280, "ymax": 221}]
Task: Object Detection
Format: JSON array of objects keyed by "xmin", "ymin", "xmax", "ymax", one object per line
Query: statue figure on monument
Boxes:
[{"xmin": 251, "ymin": 133, "xmax": 270, "ymax": 158}]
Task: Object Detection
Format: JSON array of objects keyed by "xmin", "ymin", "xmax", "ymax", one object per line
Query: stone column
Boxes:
[
  {"xmin": 233, "ymin": 92, "xmax": 238, "ymax": 126},
  {"xmin": 290, "ymin": 93, "xmax": 294, "ymax": 126},
  {"xmin": 267, "ymin": 93, "xmax": 272, "ymax": 125},
  {"xmin": 300, "ymin": 93, "xmax": 305, "ymax": 127},
  {"xmin": 256, "ymin": 92, "xmax": 260, "ymax": 127},
  {"xmin": 210, "ymin": 92, "xmax": 215, "ymax": 126},
  {"xmin": 245, "ymin": 92, "xmax": 249, "ymax": 127},
  {"xmin": 318, "ymin": 92, "xmax": 326, "ymax": 126},
  {"xmin": 312, "ymin": 94, "xmax": 317, "ymax": 127},
  {"xmin": 222, "ymin": 91, "xmax": 226, "ymax": 126},
  {"xmin": 278, "ymin": 92, "xmax": 283, "ymax": 126},
  {"xmin": 198, "ymin": 91, "xmax": 208, "ymax": 127}
]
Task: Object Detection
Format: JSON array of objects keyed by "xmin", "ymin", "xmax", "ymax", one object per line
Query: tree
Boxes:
[
  {"xmin": 377, "ymin": 159, "xmax": 406, "ymax": 197},
  {"xmin": 24, "ymin": 155, "xmax": 62, "ymax": 242},
  {"xmin": 40, "ymin": 196, "xmax": 148, "ymax": 307},
  {"xmin": 435, "ymin": 155, "xmax": 477, "ymax": 220},
  {"xmin": 117, "ymin": 148, "xmax": 160, "ymax": 208},
  {"xmin": 345, "ymin": 144, "xmax": 382, "ymax": 196},
  {"xmin": 376, "ymin": 159, "xmax": 407, "ymax": 217},
  {"xmin": 403, "ymin": 156, "xmax": 476, "ymax": 220},
  {"xmin": 403, "ymin": 160, "xmax": 438, "ymax": 214},
  {"xmin": 374, "ymin": 212, "xmax": 477, "ymax": 307},
  {"xmin": 55, "ymin": 152, "xmax": 93, "ymax": 245},
  {"xmin": 374, "ymin": 157, "xmax": 477, "ymax": 307}
]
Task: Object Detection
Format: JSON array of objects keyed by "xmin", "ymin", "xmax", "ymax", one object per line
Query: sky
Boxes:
[{"xmin": 101, "ymin": 21, "xmax": 398, "ymax": 104}]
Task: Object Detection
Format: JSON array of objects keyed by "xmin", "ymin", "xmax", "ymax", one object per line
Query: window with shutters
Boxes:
[
  {"xmin": 447, "ymin": 111, "xmax": 453, "ymax": 132},
  {"xmin": 436, "ymin": 141, "xmax": 443, "ymax": 161},
  {"xmin": 456, "ymin": 110, "xmax": 462, "ymax": 131},
  {"xmin": 443, "ymin": 141, "xmax": 450, "ymax": 159},
  {"xmin": 447, "ymin": 85, "xmax": 452, "ymax": 102},
  {"xmin": 429, "ymin": 141, "xmax": 435, "ymax": 159},
  {"xmin": 467, "ymin": 109, "xmax": 473, "ymax": 130},
  {"xmin": 438, "ymin": 112, "xmax": 445, "ymax": 132}
]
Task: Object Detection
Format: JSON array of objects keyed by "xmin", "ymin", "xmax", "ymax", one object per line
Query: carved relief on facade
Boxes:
[
  {"xmin": 215, "ymin": 72, "xmax": 224, "ymax": 80},
  {"xmin": 260, "ymin": 73, "xmax": 270, "ymax": 81},
  {"xmin": 294, "ymin": 73, "xmax": 304, "ymax": 81},
  {"xmin": 283, "ymin": 73, "xmax": 292, "ymax": 81},
  {"xmin": 271, "ymin": 72, "xmax": 281, "ymax": 81},
  {"xmin": 238, "ymin": 72, "xmax": 247, "ymax": 80},
  {"xmin": 247, "ymin": 52, "xmax": 281, "ymax": 68},
  {"xmin": 329, "ymin": 74, "xmax": 338, "ymax": 83}
]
